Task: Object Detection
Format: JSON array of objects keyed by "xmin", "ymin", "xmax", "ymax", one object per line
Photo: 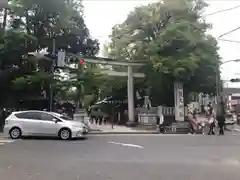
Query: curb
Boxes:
[
  {"xmin": 89, "ymin": 131, "xmax": 158, "ymax": 134},
  {"xmin": 88, "ymin": 131, "xmax": 193, "ymax": 135}
]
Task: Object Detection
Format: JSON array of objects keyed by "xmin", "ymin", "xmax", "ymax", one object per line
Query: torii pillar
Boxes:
[{"xmin": 127, "ymin": 66, "xmax": 135, "ymax": 125}]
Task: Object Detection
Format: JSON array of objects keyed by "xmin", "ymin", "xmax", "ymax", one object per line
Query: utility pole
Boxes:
[{"xmin": 49, "ymin": 39, "xmax": 55, "ymax": 111}]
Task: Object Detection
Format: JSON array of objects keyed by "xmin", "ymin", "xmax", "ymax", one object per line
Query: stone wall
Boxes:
[{"xmin": 136, "ymin": 106, "xmax": 188, "ymax": 126}]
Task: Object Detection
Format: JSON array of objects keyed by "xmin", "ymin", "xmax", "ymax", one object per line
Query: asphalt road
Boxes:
[{"xmin": 1, "ymin": 134, "xmax": 240, "ymax": 180}]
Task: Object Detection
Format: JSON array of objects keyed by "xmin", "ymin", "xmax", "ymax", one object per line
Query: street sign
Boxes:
[
  {"xmin": 0, "ymin": 0, "xmax": 7, "ymax": 8},
  {"xmin": 230, "ymin": 100, "xmax": 238, "ymax": 105},
  {"xmin": 57, "ymin": 51, "xmax": 66, "ymax": 67},
  {"xmin": 174, "ymin": 82, "xmax": 184, "ymax": 121}
]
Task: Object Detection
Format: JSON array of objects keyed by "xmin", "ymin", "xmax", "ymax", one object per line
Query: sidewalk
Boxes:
[
  {"xmin": 88, "ymin": 122, "xmax": 191, "ymax": 134},
  {"xmin": 228, "ymin": 124, "xmax": 240, "ymax": 132},
  {"xmin": 89, "ymin": 124, "xmax": 157, "ymax": 134}
]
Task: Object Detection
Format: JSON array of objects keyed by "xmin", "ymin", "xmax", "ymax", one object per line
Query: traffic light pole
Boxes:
[
  {"xmin": 49, "ymin": 39, "xmax": 55, "ymax": 112},
  {"xmin": 216, "ymin": 64, "xmax": 221, "ymax": 115},
  {"xmin": 77, "ymin": 61, "xmax": 85, "ymax": 109}
]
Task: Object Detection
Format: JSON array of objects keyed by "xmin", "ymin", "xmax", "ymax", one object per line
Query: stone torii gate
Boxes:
[
  {"xmin": 76, "ymin": 56, "xmax": 145, "ymax": 125},
  {"xmin": 63, "ymin": 55, "xmax": 184, "ymax": 123}
]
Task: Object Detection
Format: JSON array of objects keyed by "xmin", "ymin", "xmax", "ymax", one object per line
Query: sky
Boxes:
[{"xmin": 82, "ymin": 0, "xmax": 240, "ymax": 88}]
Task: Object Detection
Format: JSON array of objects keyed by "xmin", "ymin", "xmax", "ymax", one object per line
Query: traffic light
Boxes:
[
  {"xmin": 41, "ymin": 90, "xmax": 47, "ymax": 98},
  {"xmin": 79, "ymin": 59, "xmax": 85, "ymax": 65},
  {"xmin": 230, "ymin": 78, "xmax": 240, "ymax": 82}
]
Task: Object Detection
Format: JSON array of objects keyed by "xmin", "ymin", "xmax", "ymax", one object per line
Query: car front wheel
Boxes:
[
  {"xmin": 59, "ymin": 128, "xmax": 71, "ymax": 140},
  {"xmin": 9, "ymin": 127, "xmax": 22, "ymax": 139}
]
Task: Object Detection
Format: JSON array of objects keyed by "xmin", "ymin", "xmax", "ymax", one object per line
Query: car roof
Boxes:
[{"xmin": 12, "ymin": 110, "xmax": 53, "ymax": 115}]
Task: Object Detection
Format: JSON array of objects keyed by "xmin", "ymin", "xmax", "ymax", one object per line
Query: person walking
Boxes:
[
  {"xmin": 207, "ymin": 102, "xmax": 215, "ymax": 135},
  {"xmin": 156, "ymin": 114, "xmax": 164, "ymax": 134},
  {"xmin": 217, "ymin": 101, "xmax": 225, "ymax": 135},
  {"xmin": 188, "ymin": 109, "xmax": 198, "ymax": 134}
]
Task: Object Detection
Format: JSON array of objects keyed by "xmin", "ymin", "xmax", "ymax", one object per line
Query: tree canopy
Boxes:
[
  {"xmin": 0, "ymin": 0, "xmax": 100, "ymax": 108},
  {"xmin": 105, "ymin": 0, "xmax": 220, "ymax": 106},
  {"xmin": 0, "ymin": 0, "xmax": 221, "ymax": 110}
]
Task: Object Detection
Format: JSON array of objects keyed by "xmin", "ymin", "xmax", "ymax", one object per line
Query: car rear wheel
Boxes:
[
  {"xmin": 9, "ymin": 127, "xmax": 22, "ymax": 139},
  {"xmin": 59, "ymin": 128, "xmax": 71, "ymax": 140}
]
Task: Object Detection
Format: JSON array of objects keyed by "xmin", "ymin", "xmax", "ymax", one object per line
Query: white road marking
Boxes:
[
  {"xmin": 0, "ymin": 138, "xmax": 15, "ymax": 146},
  {"xmin": 0, "ymin": 139, "xmax": 15, "ymax": 143},
  {"xmin": 108, "ymin": 141, "xmax": 144, "ymax": 148},
  {"xmin": 220, "ymin": 158, "xmax": 240, "ymax": 165}
]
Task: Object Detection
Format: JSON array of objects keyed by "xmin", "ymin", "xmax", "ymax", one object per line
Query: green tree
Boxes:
[
  {"xmin": 106, "ymin": 0, "xmax": 220, "ymax": 106},
  {"xmin": 0, "ymin": 0, "xmax": 100, "ymax": 108},
  {"xmin": 62, "ymin": 57, "xmax": 104, "ymax": 108},
  {"xmin": 9, "ymin": 0, "xmax": 99, "ymax": 54}
]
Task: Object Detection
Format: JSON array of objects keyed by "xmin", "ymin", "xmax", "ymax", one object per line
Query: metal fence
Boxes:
[{"xmin": 161, "ymin": 106, "xmax": 188, "ymax": 116}]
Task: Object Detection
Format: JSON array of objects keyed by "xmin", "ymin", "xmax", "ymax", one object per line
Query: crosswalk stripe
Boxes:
[
  {"xmin": 0, "ymin": 139, "xmax": 14, "ymax": 143},
  {"xmin": 0, "ymin": 137, "xmax": 15, "ymax": 146}
]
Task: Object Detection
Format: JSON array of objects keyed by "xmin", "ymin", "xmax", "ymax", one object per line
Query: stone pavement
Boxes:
[
  {"xmin": 89, "ymin": 124, "xmax": 156, "ymax": 134},
  {"xmin": 88, "ymin": 121, "xmax": 240, "ymax": 134},
  {"xmin": 228, "ymin": 124, "xmax": 240, "ymax": 132}
]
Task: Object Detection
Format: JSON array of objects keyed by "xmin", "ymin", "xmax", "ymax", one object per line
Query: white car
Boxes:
[{"xmin": 4, "ymin": 110, "xmax": 87, "ymax": 140}]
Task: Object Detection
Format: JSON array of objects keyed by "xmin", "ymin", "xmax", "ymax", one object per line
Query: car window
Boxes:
[
  {"xmin": 15, "ymin": 112, "xmax": 41, "ymax": 120},
  {"xmin": 40, "ymin": 113, "xmax": 55, "ymax": 121}
]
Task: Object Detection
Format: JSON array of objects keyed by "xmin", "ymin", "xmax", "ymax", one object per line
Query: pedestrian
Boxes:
[
  {"xmin": 188, "ymin": 109, "xmax": 198, "ymax": 134},
  {"xmin": 156, "ymin": 114, "xmax": 164, "ymax": 133},
  {"xmin": 207, "ymin": 102, "xmax": 215, "ymax": 135},
  {"xmin": 217, "ymin": 101, "xmax": 225, "ymax": 135},
  {"xmin": 103, "ymin": 116, "xmax": 107, "ymax": 125},
  {"xmin": 99, "ymin": 116, "xmax": 103, "ymax": 125}
]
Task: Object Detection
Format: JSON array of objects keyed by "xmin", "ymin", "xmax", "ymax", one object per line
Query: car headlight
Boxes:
[{"xmin": 71, "ymin": 125, "xmax": 83, "ymax": 129}]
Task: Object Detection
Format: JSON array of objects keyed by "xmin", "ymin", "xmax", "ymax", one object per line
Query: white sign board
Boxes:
[
  {"xmin": 174, "ymin": 82, "xmax": 184, "ymax": 121},
  {"xmin": 57, "ymin": 51, "xmax": 66, "ymax": 67},
  {"xmin": 0, "ymin": 0, "xmax": 7, "ymax": 7},
  {"xmin": 230, "ymin": 100, "xmax": 239, "ymax": 105}
]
